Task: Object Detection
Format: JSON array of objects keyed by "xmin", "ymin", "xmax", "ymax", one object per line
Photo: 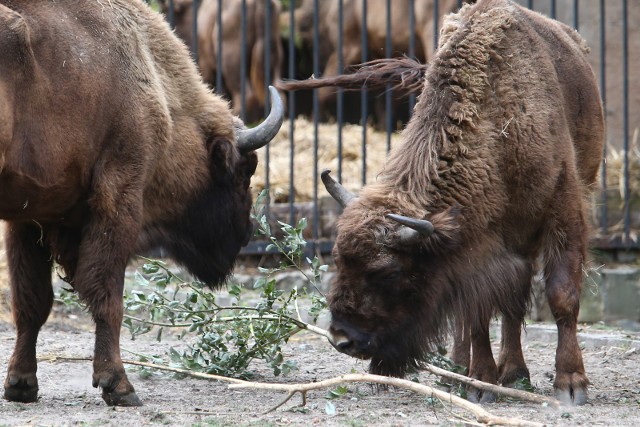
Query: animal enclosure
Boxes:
[{"xmin": 155, "ymin": 0, "xmax": 639, "ymax": 254}]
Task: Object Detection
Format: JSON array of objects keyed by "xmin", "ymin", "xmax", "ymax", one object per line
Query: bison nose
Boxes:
[
  {"xmin": 332, "ymin": 335, "xmax": 354, "ymax": 353},
  {"xmin": 328, "ymin": 322, "xmax": 372, "ymax": 359}
]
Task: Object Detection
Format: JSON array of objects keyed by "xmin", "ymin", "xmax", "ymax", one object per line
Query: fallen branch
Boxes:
[
  {"xmin": 228, "ymin": 373, "xmax": 546, "ymax": 427},
  {"xmin": 425, "ymin": 364, "xmax": 562, "ymax": 409},
  {"xmin": 43, "ymin": 356, "xmax": 545, "ymax": 426}
]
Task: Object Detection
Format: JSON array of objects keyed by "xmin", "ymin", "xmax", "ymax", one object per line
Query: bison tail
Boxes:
[{"xmin": 276, "ymin": 57, "xmax": 428, "ymax": 95}]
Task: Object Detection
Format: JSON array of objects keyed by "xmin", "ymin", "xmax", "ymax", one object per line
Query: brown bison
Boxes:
[
  {"xmin": 198, "ymin": 0, "xmax": 283, "ymax": 123},
  {"xmin": 284, "ymin": 0, "xmax": 604, "ymax": 405},
  {"xmin": 0, "ymin": 0, "xmax": 282, "ymax": 406}
]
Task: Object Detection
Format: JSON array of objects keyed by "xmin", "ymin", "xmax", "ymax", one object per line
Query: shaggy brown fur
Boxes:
[
  {"xmin": 0, "ymin": 0, "xmax": 278, "ymax": 407},
  {"xmin": 291, "ymin": 0, "xmax": 604, "ymax": 405}
]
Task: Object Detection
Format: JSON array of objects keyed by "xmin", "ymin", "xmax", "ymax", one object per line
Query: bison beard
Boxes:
[
  {"xmin": 0, "ymin": 0, "xmax": 283, "ymax": 407},
  {"xmin": 285, "ymin": 0, "xmax": 604, "ymax": 406}
]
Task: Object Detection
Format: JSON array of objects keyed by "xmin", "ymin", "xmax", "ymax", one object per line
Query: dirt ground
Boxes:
[{"xmin": 0, "ymin": 295, "xmax": 639, "ymax": 427}]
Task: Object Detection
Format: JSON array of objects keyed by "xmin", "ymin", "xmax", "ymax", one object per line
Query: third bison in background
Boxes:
[{"xmin": 286, "ymin": 0, "xmax": 604, "ymax": 405}]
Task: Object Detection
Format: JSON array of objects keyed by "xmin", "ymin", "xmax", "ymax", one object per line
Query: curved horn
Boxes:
[
  {"xmin": 386, "ymin": 213, "xmax": 435, "ymax": 244},
  {"xmin": 321, "ymin": 169, "xmax": 357, "ymax": 208},
  {"xmin": 237, "ymin": 86, "xmax": 284, "ymax": 153}
]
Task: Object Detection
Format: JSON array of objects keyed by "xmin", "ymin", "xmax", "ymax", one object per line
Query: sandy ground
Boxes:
[{"xmin": 0, "ymin": 305, "xmax": 639, "ymax": 427}]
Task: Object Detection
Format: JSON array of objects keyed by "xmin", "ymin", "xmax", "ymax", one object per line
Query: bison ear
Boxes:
[
  {"xmin": 0, "ymin": 5, "xmax": 34, "ymax": 65},
  {"xmin": 207, "ymin": 137, "xmax": 236, "ymax": 178}
]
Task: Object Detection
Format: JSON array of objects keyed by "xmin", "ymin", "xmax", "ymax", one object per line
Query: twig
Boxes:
[
  {"xmin": 425, "ymin": 364, "xmax": 562, "ymax": 409},
  {"xmin": 39, "ymin": 356, "xmax": 247, "ymax": 384}
]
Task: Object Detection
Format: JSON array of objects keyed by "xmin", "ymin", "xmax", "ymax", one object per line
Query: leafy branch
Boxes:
[{"xmin": 56, "ymin": 190, "xmax": 328, "ymax": 379}]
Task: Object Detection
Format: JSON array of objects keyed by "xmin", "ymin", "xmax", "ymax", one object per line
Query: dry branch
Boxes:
[
  {"xmin": 42, "ymin": 355, "xmax": 546, "ymax": 426},
  {"xmin": 425, "ymin": 364, "xmax": 562, "ymax": 409},
  {"xmin": 228, "ymin": 373, "xmax": 546, "ymax": 427}
]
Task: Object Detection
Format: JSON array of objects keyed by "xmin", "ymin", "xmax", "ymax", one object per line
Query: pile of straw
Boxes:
[{"xmin": 253, "ymin": 118, "xmax": 400, "ymax": 202}]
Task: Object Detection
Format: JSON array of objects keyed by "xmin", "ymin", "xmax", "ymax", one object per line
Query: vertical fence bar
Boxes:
[
  {"xmin": 527, "ymin": 0, "xmax": 533, "ymax": 10},
  {"xmin": 572, "ymin": 0, "xmax": 579, "ymax": 31},
  {"xmin": 622, "ymin": 0, "xmax": 630, "ymax": 243},
  {"xmin": 433, "ymin": 0, "xmax": 439, "ymax": 51},
  {"xmin": 599, "ymin": 0, "xmax": 607, "ymax": 234},
  {"xmin": 338, "ymin": 0, "xmax": 345, "ymax": 183},
  {"xmin": 550, "ymin": 0, "xmax": 556, "ymax": 19},
  {"xmin": 408, "ymin": 0, "xmax": 416, "ymax": 115},
  {"xmin": 192, "ymin": 0, "xmax": 199, "ymax": 63},
  {"xmin": 385, "ymin": 0, "xmax": 392, "ymax": 153},
  {"xmin": 240, "ymin": 0, "xmax": 247, "ymax": 121},
  {"xmin": 288, "ymin": 0, "xmax": 296, "ymax": 226},
  {"xmin": 264, "ymin": 0, "xmax": 272, "ymax": 218},
  {"xmin": 216, "ymin": 0, "xmax": 223, "ymax": 95},
  {"xmin": 168, "ymin": 0, "xmax": 175, "ymax": 28},
  {"xmin": 313, "ymin": 0, "xmax": 320, "ymax": 247},
  {"xmin": 361, "ymin": 0, "xmax": 368, "ymax": 185}
]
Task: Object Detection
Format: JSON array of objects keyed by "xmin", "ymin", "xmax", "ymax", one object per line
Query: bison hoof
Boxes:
[
  {"xmin": 102, "ymin": 389, "xmax": 142, "ymax": 406},
  {"xmin": 555, "ymin": 387, "xmax": 587, "ymax": 406},
  {"xmin": 93, "ymin": 373, "xmax": 142, "ymax": 406},
  {"xmin": 4, "ymin": 373, "xmax": 39, "ymax": 403}
]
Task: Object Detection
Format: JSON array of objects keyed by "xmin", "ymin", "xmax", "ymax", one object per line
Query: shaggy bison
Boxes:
[
  {"xmin": 284, "ymin": 0, "xmax": 604, "ymax": 405},
  {"xmin": 0, "ymin": 0, "xmax": 282, "ymax": 406}
]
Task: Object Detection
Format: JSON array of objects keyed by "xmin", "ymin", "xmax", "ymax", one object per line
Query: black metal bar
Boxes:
[
  {"xmin": 192, "ymin": 0, "xmax": 199, "ymax": 63},
  {"xmin": 572, "ymin": 0, "xmax": 579, "ymax": 30},
  {"xmin": 337, "ymin": 0, "xmax": 344, "ymax": 183},
  {"xmin": 288, "ymin": 0, "xmax": 296, "ymax": 226},
  {"xmin": 408, "ymin": 0, "xmax": 416, "ymax": 114},
  {"xmin": 240, "ymin": 0, "xmax": 247, "ymax": 121},
  {"xmin": 433, "ymin": 0, "xmax": 439, "ymax": 51},
  {"xmin": 361, "ymin": 0, "xmax": 368, "ymax": 185},
  {"xmin": 168, "ymin": 0, "xmax": 175, "ymax": 28},
  {"xmin": 264, "ymin": 0, "xmax": 272, "ymax": 218},
  {"xmin": 385, "ymin": 0, "xmax": 392, "ymax": 153},
  {"xmin": 599, "ymin": 0, "xmax": 607, "ymax": 235},
  {"xmin": 550, "ymin": 0, "xmax": 556, "ymax": 19},
  {"xmin": 242, "ymin": 240, "xmax": 335, "ymax": 256},
  {"xmin": 216, "ymin": 0, "xmax": 223, "ymax": 95},
  {"xmin": 527, "ymin": 0, "xmax": 533, "ymax": 10},
  {"xmin": 313, "ymin": 0, "xmax": 320, "ymax": 247},
  {"xmin": 622, "ymin": 0, "xmax": 630, "ymax": 243}
]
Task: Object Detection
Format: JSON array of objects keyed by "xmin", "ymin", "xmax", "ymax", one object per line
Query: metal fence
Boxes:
[{"xmin": 154, "ymin": 0, "xmax": 639, "ymax": 254}]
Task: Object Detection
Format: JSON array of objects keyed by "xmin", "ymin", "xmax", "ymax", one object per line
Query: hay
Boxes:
[{"xmin": 253, "ymin": 118, "xmax": 400, "ymax": 202}]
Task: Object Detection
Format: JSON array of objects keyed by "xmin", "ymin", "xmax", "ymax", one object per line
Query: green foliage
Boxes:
[{"xmin": 55, "ymin": 190, "xmax": 328, "ymax": 379}]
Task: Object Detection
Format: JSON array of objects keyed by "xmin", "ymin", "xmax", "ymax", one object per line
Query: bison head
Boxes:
[
  {"xmin": 159, "ymin": 87, "xmax": 283, "ymax": 288},
  {"xmin": 322, "ymin": 170, "xmax": 458, "ymax": 377}
]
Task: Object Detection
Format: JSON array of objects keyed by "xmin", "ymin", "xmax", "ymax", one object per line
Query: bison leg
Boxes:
[
  {"xmin": 543, "ymin": 177, "xmax": 589, "ymax": 405},
  {"xmin": 466, "ymin": 314, "xmax": 498, "ymax": 404},
  {"xmin": 3, "ymin": 223, "xmax": 53, "ymax": 403},
  {"xmin": 496, "ymin": 315, "xmax": 530, "ymax": 387},
  {"xmin": 450, "ymin": 316, "xmax": 470, "ymax": 374},
  {"xmin": 73, "ymin": 184, "xmax": 143, "ymax": 407},
  {"xmin": 545, "ymin": 249, "xmax": 588, "ymax": 405}
]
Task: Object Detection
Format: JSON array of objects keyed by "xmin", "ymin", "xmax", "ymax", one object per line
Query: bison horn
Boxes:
[
  {"xmin": 321, "ymin": 169, "xmax": 357, "ymax": 208},
  {"xmin": 386, "ymin": 213, "xmax": 435, "ymax": 244},
  {"xmin": 237, "ymin": 86, "xmax": 284, "ymax": 153}
]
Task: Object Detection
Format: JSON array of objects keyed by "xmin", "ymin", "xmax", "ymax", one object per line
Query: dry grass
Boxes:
[{"xmin": 253, "ymin": 118, "xmax": 399, "ymax": 202}]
